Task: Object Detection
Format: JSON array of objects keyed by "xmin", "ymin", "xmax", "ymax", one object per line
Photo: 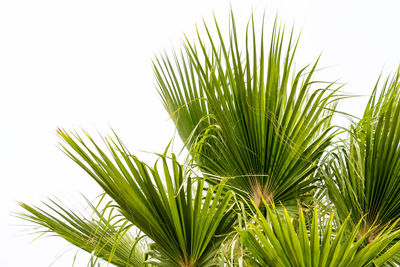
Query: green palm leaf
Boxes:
[
  {"xmin": 237, "ymin": 201, "xmax": 400, "ymax": 266},
  {"xmin": 54, "ymin": 129, "xmax": 234, "ymax": 267},
  {"xmin": 16, "ymin": 10, "xmax": 400, "ymax": 267},
  {"xmin": 322, "ymin": 69, "xmax": 400, "ymax": 235},
  {"xmin": 155, "ymin": 12, "xmax": 340, "ymax": 207},
  {"xmin": 18, "ymin": 195, "xmax": 145, "ymax": 267}
]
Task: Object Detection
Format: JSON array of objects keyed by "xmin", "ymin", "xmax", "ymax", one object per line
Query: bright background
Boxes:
[{"xmin": 1, "ymin": 0, "xmax": 400, "ymax": 266}]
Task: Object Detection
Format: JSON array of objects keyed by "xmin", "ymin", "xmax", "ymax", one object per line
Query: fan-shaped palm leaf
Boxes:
[
  {"xmin": 155, "ymin": 12, "xmax": 340, "ymax": 207},
  {"xmin": 322, "ymin": 69, "xmax": 400, "ymax": 236},
  {"xmin": 53, "ymin": 129, "xmax": 234, "ymax": 267},
  {"xmin": 238, "ymin": 201, "xmax": 400, "ymax": 266}
]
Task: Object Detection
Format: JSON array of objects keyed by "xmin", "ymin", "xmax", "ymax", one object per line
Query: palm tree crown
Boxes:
[{"xmin": 17, "ymin": 11, "xmax": 400, "ymax": 267}]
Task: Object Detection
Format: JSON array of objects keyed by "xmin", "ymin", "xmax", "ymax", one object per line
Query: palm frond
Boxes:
[
  {"xmin": 322, "ymin": 68, "xmax": 400, "ymax": 233},
  {"xmin": 18, "ymin": 195, "xmax": 145, "ymax": 267},
  {"xmin": 238, "ymin": 201, "xmax": 400, "ymax": 266},
  {"xmin": 56, "ymin": 129, "xmax": 234, "ymax": 267},
  {"xmin": 155, "ymin": 11, "xmax": 340, "ymax": 207}
]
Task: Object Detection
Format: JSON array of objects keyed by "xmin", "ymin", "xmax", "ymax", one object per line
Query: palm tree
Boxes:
[{"xmin": 18, "ymin": 11, "xmax": 400, "ymax": 266}]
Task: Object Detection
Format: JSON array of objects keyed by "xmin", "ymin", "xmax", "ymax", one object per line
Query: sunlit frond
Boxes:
[
  {"xmin": 323, "ymin": 69, "xmax": 400, "ymax": 232},
  {"xmin": 238, "ymin": 201, "xmax": 400, "ymax": 266},
  {"xmin": 18, "ymin": 196, "xmax": 145, "ymax": 267},
  {"xmin": 155, "ymin": 12, "xmax": 340, "ymax": 207},
  {"xmin": 55, "ymin": 130, "xmax": 234, "ymax": 267}
]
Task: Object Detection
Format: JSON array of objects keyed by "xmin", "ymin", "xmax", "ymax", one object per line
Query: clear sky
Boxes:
[{"xmin": 1, "ymin": 0, "xmax": 400, "ymax": 266}]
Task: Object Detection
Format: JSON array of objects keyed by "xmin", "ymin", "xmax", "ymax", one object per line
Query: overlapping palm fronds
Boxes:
[
  {"xmin": 41, "ymin": 129, "xmax": 233, "ymax": 267},
  {"xmin": 155, "ymin": 12, "xmax": 341, "ymax": 207},
  {"xmin": 323, "ymin": 69, "xmax": 400, "ymax": 236},
  {"xmin": 238, "ymin": 201, "xmax": 400, "ymax": 266},
  {"xmin": 16, "ymin": 10, "xmax": 400, "ymax": 267},
  {"xmin": 18, "ymin": 196, "xmax": 145, "ymax": 267}
]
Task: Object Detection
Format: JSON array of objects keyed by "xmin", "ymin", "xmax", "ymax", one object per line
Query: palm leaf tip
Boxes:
[{"xmin": 17, "ymin": 196, "xmax": 145, "ymax": 267}]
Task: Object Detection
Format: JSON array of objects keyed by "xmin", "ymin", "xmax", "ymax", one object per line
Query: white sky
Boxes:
[{"xmin": 1, "ymin": 0, "xmax": 400, "ymax": 266}]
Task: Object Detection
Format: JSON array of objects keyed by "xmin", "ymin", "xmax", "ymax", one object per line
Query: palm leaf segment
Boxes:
[
  {"xmin": 44, "ymin": 130, "xmax": 234, "ymax": 267},
  {"xmin": 238, "ymin": 201, "xmax": 400, "ymax": 266},
  {"xmin": 155, "ymin": 13, "xmax": 340, "ymax": 207},
  {"xmin": 323, "ymin": 69, "xmax": 400, "ymax": 235},
  {"xmin": 19, "ymin": 196, "xmax": 145, "ymax": 267}
]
